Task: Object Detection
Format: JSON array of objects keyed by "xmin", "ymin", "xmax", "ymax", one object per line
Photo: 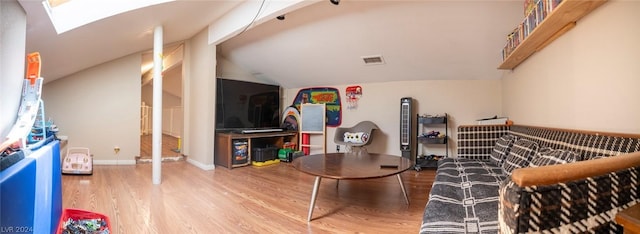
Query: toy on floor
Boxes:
[
  {"xmin": 62, "ymin": 147, "xmax": 92, "ymax": 175},
  {"xmin": 60, "ymin": 218, "xmax": 109, "ymax": 234},
  {"xmin": 57, "ymin": 208, "xmax": 111, "ymax": 234}
]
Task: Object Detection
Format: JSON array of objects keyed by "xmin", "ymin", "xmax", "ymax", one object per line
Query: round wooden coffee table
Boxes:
[{"xmin": 292, "ymin": 152, "xmax": 412, "ymax": 221}]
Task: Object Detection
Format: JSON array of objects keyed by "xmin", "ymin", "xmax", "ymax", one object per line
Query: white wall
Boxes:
[
  {"xmin": 141, "ymin": 66, "xmax": 182, "ymax": 107},
  {"xmin": 162, "ymin": 65, "xmax": 183, "ymax": 99},
  {"xmin": 141, "ymin": 86, "xmax": 181, "ymax": 108},
  {"xmin": 217, "ymin": 57, "xmax": 502, "ymax": 158},
  {"xmin": 212, "ymin": 1, "xmax": 506, "ymax": 159},
  {"xmin": 216, "ymin": 55, "xmax": 259, "ymax": 82},
  {"xmin": 183, "ymin": 28, "xmax": 217, "ymax": 170},
  {"xmin": 0, "ymin": 0, "xmax": 26, "ymax": 139},
  {"xmin": 42, "ymin": 54, "xmax": 141, "ymax": 164},
  {"xmin": 141, "ymin": 65, "xmax": 183, "ymax": 138},
  {"xmin": 285, "ymin": 79, "xmax": 502, "ymax": 157},
  {"xmin": 502, "ymin": 0, "xmax": 640, "ymax": 134}
]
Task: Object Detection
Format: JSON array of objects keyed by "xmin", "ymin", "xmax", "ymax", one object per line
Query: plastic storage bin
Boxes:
[
  {"xmin": 56, "ymin": 208, "xmax": 111, "ymax": 234},
  {"xmin": 252, "ymin": 147, "xmax": 278, "ymax": 162},
  {"xmin": 232, "ymin": 140, "xmax": 249, "ymax": 165}
]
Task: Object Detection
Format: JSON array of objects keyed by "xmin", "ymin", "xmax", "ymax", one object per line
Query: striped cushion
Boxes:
[
  {"xmin": 421, "ymin": 158, "xmax": 505, "ymax": 233},
  {"xmin": 529, "ymin": 148, "xmax": 581, "ymax": 167},
  {"xmin": 490, "ymin": 134, "xmax": 518, "ymax": 167},
  {"xmin": 502, "ymin": 139, "xmax": 539, "ymax": 176}
]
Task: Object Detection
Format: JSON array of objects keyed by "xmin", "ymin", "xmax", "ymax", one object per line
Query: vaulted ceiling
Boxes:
[
  {"xmin": 19, "ymin": 0, "xmax": 524, "ymax": 88},
  {"xmin": 218, "ymin": 1, "xmax": 523, "ymax": 88}
]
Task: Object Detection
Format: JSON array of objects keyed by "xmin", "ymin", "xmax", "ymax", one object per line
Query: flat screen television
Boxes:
[{"xmin": 215, "ymin": 78, "xmax": 281, "ymax": 132}]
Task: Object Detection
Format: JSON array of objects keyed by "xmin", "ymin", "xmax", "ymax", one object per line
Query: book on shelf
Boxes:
[
  {"xmin": 524, "ymin": 0, "xmax": 536, "ymax": 16},
  {"xmin": 502, "ymin": 0, "xmax": 563, "ymax": 61}
]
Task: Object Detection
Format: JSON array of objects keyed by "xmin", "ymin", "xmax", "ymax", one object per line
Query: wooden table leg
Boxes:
[
  {"xmin": 308, "ymin": 176, "xmax": 322, "ymax": 222},
  {"xmin": 396, "ymin": 174, "xmax": 409, "ymax": 205}
]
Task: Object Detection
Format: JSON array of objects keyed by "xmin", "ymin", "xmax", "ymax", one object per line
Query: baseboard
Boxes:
[
  {"xmin": 136, "ymin": 155, "xmax": 185, "ymax": 163},
  {"xmin": 186, "ymin": 158, "xmax": 215, "ymax": 170},
  {"xmin": 93, "ymin": 159, "xmax": 136, "ymax": 165},
  {"xmin": 93, "ymin": 158, "xmax": 213, "ymax": 169}
]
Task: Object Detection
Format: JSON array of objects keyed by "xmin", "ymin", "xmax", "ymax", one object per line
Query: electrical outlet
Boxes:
[
  {"xmin": 114, "ymin": 146, "xmax": 120, "ymax": 154},
  {"xmin": 336, "ymin": 145, "xmax": 340, "ymax": 152}
]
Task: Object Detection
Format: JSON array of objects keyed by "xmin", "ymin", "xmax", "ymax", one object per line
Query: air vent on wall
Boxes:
[{"xmin": 361, "ymin": 55, "xmax": 385, "ymax": 65}]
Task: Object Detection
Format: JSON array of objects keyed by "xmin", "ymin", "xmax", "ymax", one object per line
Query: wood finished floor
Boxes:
[
  {"xmin": 139, "ymin": 134, "xmax": 182, "ymax": 158},
  {"xmin": 62, "ymin": 161, "xmax": 435, "ymax": 233}
]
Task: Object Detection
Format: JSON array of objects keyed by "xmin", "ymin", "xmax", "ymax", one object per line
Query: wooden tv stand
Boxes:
[{"xmin": 214, "ymin": 131, "xmax": 297, "ymax": 169}]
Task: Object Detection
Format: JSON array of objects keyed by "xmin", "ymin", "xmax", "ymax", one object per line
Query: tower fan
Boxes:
[{"xmin": 400, "ymin": 97, "xmax": 415, "ymax": 162}]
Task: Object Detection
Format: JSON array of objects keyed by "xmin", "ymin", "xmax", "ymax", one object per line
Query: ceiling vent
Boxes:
[{"xmin": 361, "ymin": 55, "xmax": 385, "ymax": 65}]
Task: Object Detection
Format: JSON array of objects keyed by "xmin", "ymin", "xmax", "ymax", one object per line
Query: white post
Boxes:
[{"xmin": 152, "ymin": 25, "xmax": 163, "ymax": 185}]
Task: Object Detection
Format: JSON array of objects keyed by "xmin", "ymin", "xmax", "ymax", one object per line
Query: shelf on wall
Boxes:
[{"xmin": 498, "ymin": 0, "xmax": 608, "ymax": 70}]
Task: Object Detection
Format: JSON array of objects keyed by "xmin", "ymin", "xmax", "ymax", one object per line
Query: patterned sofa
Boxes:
[{"xmin": 419, "ymin": 125, "xmax": 640, "ymax": 233}]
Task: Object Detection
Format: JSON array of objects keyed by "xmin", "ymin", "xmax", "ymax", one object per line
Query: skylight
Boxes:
[{"xmin": 43, "ymin": 0, "xmax": 174, "ymax": 34}]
